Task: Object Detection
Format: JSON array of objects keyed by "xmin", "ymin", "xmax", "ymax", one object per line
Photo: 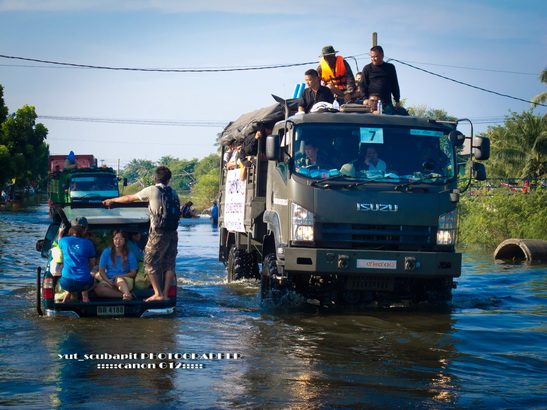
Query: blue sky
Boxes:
[{"xmin": 1, "ymin": 0, "xmax": 545, "ymax": 168}]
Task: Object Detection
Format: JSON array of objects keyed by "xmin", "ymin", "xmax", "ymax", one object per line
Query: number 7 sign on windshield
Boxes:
[{"xmin": 360, "ymin": 127, "xmax": 384, "ymax": 144}]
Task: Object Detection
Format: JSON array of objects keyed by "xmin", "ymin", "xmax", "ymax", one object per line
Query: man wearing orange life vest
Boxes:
[{"xmin": 317, "ymin": 45, "xmax": 356, "ymax": 104}]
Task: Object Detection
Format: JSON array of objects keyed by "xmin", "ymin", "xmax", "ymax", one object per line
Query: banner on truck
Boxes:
[{"xmin": 223, "ymin": 169, "xmax": 246, "ymax": 232}]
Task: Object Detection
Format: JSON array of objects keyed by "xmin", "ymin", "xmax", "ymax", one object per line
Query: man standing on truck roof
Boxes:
[
  {"xmin": 317, "ymin": 45, "xmax": 356, "ymax": 104},
  {"xmin": 298, "ymin": 69, "xmax": 335, "ymax": 113},
  {"xmin": 360, "ymin": 45, "xmax": 401, "ymax": 111},
  {"xmin": 102, "ymin": 166, "xmax": 179, "ymax": 302}
]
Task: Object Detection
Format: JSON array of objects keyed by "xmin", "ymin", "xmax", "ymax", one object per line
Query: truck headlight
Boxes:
[
  {"xmin": 291, "ymin": 203, "xmax": 314, "ymax": 242},
  {"xmin": 437, "ymin": 210, "xmax": 457, "ymax": 246}
]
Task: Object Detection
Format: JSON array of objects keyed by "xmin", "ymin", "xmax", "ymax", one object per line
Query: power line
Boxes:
[
  {"xmin": 0, "ymin": 54, "xmax": 315, "ymax": 72},
  {"xmin": 2, "ymin": 53, "xmax": 544, "ymax": 107},
  {"xmin": 389, "ymin": 57, "xmax": 547, "ymax": 107},
  {"xmin": 390, "ymin": 60, "xmax": 537, "ymax": 76},
  {"xmin": 38, "ymin": 115, "xmax": 227, "ymax": 127}
]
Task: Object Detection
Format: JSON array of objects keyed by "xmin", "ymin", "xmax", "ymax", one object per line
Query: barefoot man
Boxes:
[{"xmin": 103, "ymin": 166, "xmax": 179, "ymax": 302}]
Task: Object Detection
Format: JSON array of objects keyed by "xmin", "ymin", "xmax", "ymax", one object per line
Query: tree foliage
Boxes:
[
  {"xmin": 531, "ymin": 69, "xmax": 547, "ymax": 110},
  {"xmin": 407, "ymin": 104, "xmax": 457, "ymax": 121},
  {"xmin": 120, "ymin": 153, "xmax": 221, "ymax": 210},
  {"xmin": 486, "ymin": 111, "xmax": 547, "ymax": 181},
  {"xmin": 0, "ymin": 85, "xmax": 49, "ymax": 188}
]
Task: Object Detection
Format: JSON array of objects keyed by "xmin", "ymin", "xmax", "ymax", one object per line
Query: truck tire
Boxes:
[
  {"xmin": 227, "ymin": 246, "xmax": 244, "ymax": 282},
  {"xmin": 260, "ymin": 253, "xmax": 278, "ymax": 299},
  {"xmin": 243, "ymin": 251, "xmax": 260, "ymax": 280}
]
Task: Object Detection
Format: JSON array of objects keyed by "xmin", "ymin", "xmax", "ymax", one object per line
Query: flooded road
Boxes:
[{"xmin": 1, "ymin": 200, "xmax": 546, "ymax": 408}]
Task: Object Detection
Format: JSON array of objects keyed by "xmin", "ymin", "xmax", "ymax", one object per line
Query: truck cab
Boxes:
[{"xmin": 47, "ymin": 155, "xmax": 125, "ymax": 221}]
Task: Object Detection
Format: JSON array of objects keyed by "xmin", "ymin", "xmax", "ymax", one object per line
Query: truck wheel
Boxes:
[
  {"xmin": 260, "ymin": 253, "xmax": 277, "ymax": 299},
  {"xmin": 244, "ymin": 251, "xmax": 260, "ymax": 280},
  {"xmin": 227, "ymin": 246, "xmax": 244, "ymax": 282}
]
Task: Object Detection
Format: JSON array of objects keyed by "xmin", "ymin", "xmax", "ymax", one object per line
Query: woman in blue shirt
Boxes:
[
  {"xmin": 95, "ymin": 230, "xmax": 138, "ymax": 301},
  {"xmin": 58, "ymin": 217, "xmax": 96, "ymax": 303}
]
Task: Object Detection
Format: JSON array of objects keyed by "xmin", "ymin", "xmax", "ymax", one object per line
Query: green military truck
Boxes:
[
  {"xmin": 48, "ymin": 154, "xmax": 125, "ymax": 221},
  {"xmin": 217, "ymin": 99, "xmax": 489, "ymax": 307}
]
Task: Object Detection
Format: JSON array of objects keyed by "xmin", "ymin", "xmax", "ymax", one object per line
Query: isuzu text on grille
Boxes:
[{"xmin": 357, "ymin": 203, "xmax": 398, "ymax": 212}]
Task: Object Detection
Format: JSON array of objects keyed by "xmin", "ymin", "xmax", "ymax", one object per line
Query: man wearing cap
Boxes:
[
  {"xmin": 102, "ymin": 166, "xmax": 179, "ymax": 302},
  {"xmin": 317, "ymin": 45, "xmax": 356, "ymax": 104},
  {"xmin": 57, "ymin": 216, "xmax": 96, "ymax": 303}
]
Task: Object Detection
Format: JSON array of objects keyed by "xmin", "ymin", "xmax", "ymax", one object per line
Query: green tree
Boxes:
[
  {"xmin": 0, "ymin": 85, "xmax": 8, "ymax": 124},
  {"xmin": 0, "ymin": 103, "xmax": 49, "ymax": 187},
  {"xmin": 121, "ymin": 159, "xmax": 156, "ymax": 187},
  {"xmin": 487, "ymin": 111, "xmax": 547, "ymax": 180},
  {"xmin": 158, "ymin": 155, "xmax": 177, "ymax": 168},
  {"xmin": 192, "ymin": 172, "xmax": 220, "ymax": 208},
  {"xmin": 531, "ymin": 69, "xmax": 547, "ymax": 110},
  {"xmin": 407, "ymin": 104, "xmax": 457, "ymax": 121},
  {"xmin": 170, "ymin": 158, "xmax": 198, "ymax": 194}
]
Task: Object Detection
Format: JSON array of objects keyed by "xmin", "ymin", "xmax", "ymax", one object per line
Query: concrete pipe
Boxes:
[{"xmin": 494, "ymin": 239, "xmax": 547, "ymax": 262}]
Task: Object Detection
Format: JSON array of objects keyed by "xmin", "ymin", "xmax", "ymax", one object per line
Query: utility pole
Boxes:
[{"xmin": 372, "ymin": 32, "xmax": 377, "ymax": 47}]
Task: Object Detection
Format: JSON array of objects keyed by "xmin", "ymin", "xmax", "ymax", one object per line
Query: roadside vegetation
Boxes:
[
  {"xmin": 120, "ymin": 154, "xmax": 220, "ymax": 212},
  {"xmin": 0, "ymin": 85, "xmax": 49, "ymax": 192}
]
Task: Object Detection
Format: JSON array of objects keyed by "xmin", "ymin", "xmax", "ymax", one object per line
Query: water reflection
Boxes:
[
  {"xmin": 38, "ymin": 318, "xmax": 177, "ymax": 407},
  {"xmin": 210, "ymin": 311, "xmax": 460, "ymax": 408}
]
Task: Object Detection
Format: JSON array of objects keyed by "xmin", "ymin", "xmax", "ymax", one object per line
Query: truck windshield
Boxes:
[
  {"xmin": 293, "ymin": 124, "xmax": 456, "ymax": 183},
  {"xmin": 70, "ymin": 174, "xmax": 119, "ymax": 198}
]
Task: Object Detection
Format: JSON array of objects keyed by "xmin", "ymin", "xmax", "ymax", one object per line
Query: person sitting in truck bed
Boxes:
[
  {"xmin": 298, "ymin": 69, "xmax": 334, "ymax": 113},
  {"xmin": 94, "ymin": 229, "xmax": 138, "ymax": 301},
  {"xmin": 57, "ymin": 217, "xmax": 96, "ymax": 303}
]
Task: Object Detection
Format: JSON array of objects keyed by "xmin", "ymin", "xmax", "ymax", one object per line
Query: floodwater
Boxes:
[{"xmin": 0, "ymin": 199, "xmax": 546, "ymax": 408}]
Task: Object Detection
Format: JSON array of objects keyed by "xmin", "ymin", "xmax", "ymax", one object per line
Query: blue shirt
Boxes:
[
  {"xmin": 99, "ymin": 248, "xmax": 138, "ymax": 279},
  {"xmin": 58, "ymin": 236, "xmax": 96, "ymax": 281},
  {"xmin": 210, "ymin": 204, "xmax": 219, "ymax": 219}
]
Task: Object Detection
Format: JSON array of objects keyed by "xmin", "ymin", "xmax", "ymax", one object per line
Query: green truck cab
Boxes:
[
  {"xmin": 218, "ymin": 100, "xmax": 489, "ymax": 307},
  {"xmin": 47, "ymin": 155, "xmax": 125, "ymax": 221}
]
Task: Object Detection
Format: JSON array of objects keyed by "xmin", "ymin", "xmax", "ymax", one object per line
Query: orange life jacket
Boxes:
[{"xmin": 320, "ymin": 56, "xmax": 347, "ymax": 90}]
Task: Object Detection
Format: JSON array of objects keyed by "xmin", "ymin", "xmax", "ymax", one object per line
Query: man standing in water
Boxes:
[{"xmin": 102, "ymin": 166, "xmax": 180, "ymax": 302}]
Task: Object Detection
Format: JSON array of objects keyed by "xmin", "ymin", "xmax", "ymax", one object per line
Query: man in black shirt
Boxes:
[
  {"xmin": 361, "ymin": 45, "xmax": 401, "ymax": 111},
  {"xmin": 298, "ymin": 69, "xmax": 335, "ymax": 113}
]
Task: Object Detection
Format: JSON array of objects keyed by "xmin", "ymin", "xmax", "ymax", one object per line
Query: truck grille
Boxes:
[{"xmin": 318, "ymin": 223, "xmax": 435, "ymax": 250}]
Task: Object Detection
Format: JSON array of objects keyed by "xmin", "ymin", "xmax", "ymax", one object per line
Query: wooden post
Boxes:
[{"xmin": 372, "ymin": 32, "xmax": 377, "ymax": 47}]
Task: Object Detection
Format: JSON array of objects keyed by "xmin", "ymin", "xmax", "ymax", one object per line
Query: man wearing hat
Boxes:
[{"xmin": 317, "ymin": 45, "xmax": 356, "ymax": 104}]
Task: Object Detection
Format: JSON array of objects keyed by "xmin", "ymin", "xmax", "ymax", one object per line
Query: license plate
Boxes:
[
  {"xmin": 346, "ymin": 276, "xmax": 394, "ymax": 291},
  {"xmin": 97, "ymin": 305, "xmax": 125, "ymax": 316},
  {"xmin": 356, "ymin": 259, "xmax": 397, "ymax": 269}
]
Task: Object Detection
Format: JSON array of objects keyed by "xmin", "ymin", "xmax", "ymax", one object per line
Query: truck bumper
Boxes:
[{"xmin": 283, "ymin": 248, "xmax": 461, "ymax": 278}]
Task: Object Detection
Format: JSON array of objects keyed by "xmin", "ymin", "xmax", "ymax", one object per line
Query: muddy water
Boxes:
[{"xmin": 0, "ymin": 200, "xmax": 546, "ymax": 408}]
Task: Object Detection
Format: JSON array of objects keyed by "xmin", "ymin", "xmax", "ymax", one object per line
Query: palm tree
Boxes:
[
  {"xmin": 487, "ymin": 111, "xmax": 547, "ymax": 181},
  {"xmin": 531, "ymin": 69, "xmax": 547, "ymax": 110}
]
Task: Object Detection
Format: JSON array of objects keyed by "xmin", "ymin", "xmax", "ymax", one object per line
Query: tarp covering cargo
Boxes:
[{"xmin": 218, "ymin": 97, "xmax": 299, "ymax": 146}]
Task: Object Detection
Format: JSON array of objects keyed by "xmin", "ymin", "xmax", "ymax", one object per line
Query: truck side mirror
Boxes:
[
  {"xmin": 266, "ymin": 134, "xmax": 281, "ymax": 161},
  {"xmin": 449, "ymin": 130, "xmax": 465, "ymax": 146},
  {"xmin": 472, "ymin": 136, "xmax": 490, "ymax": 161},
  {"xmin": 472, "ymin": 162, "xmax": 487, "ymax": 181}
]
